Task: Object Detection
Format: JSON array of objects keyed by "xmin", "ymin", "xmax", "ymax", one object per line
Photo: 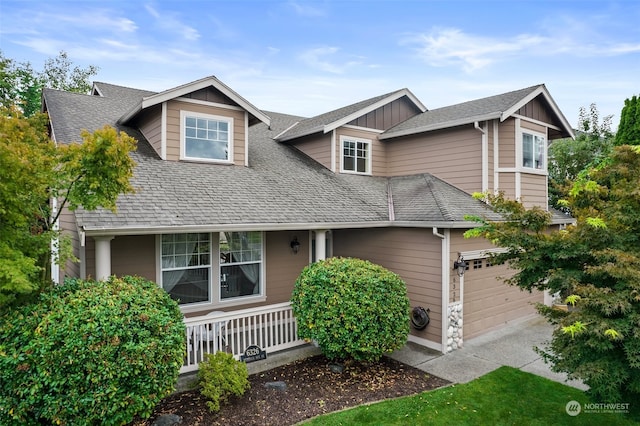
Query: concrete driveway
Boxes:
[{"xmin": 390, "ymin": 314, "xmax": 587, "ymax": 390}]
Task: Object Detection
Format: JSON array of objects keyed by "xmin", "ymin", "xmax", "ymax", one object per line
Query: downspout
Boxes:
[
  {"xmin": 475, "ymin": 121, "xmax": 488, "ymax": 193},
  {"xmin": 387, "ymin": 181, "xmax": 395, "ymax": 222},
  {"xmin": 433, "ymin": 227, "xmax": 449, "ymax": 354}
]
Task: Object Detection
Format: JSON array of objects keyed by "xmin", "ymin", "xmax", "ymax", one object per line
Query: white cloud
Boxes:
[
  {"xmin": 287, "ymin": 1, "xmax": 326, "ymax": 17},
  {"xmin": 144, "ymin": 3, "xmax": 200, "ymax": 41},
  {"xmin": 299, "ymin": 46, "xmax": 364, "ymax": 74}
]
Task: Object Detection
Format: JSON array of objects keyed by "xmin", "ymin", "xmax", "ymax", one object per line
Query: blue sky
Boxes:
[{"xmin": 1, "ymin": 0, "xmax": 639, "ymax": 129}]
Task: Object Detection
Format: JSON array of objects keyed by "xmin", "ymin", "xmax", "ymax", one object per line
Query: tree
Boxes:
[
  {"xmin": 0, "ymin": 107, "xmax": 136, "ymax": 307},
  {"xmin": 548, "ymin": 103, "xmax": 613, "ymax": 210},
  {"xmin": 616, "ymin": 95, "xmax": 640, "ymax": 146},
  {"xmin": 465, "ymin": 145, "xmax": 640, "ymax": 403},
  {"xmin": 0, "ymin": 50, "xmax": 98, "ymax": 116}
]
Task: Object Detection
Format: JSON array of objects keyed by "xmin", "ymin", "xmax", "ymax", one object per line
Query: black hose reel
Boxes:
[{"xmin": 411, "ymin": 306, "xmax": 430, "ymax": 330}]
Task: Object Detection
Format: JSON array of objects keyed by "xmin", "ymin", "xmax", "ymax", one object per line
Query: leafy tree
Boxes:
[
  {"xmin": 0, "ymin": 50, "xmax": 98, "ymax": 116},
  {"xmin": 0, "ymin": 108, "xmax": 136, "ymax": 307},
  {"xmin": 465, "ymin": 145, "xmax": 640, "ymax": 403},
  {"xmin": 548, "ymin": 103, "xmax": 613, "ymax": 210},
  {"xmin": 291, "ymin": 257, "xmax": 410, "ymax": 362},
  {"xmin": 615, "ymin": 95, "xmax": 640, "ymax": 146}
]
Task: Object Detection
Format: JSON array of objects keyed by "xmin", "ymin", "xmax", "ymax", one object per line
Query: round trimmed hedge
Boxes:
[
  {"xmin": 0, "ymin": 275, "xmax": 186, "ymax": 425},
  {"xmin": 291, "ymin": 257, "xmax": 410, "ymax": 362}
]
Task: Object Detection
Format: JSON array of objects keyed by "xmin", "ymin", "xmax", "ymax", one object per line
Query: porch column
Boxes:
[
  {"xmin": 315, "ymin": 230, "xmax": 327, "ymax": 261},
  {"xmin": 94, "ymin": 236, "xmax": 114, "ymax": 281}
]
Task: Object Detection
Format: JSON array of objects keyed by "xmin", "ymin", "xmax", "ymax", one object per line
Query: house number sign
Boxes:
[{"xmin": 241, "ymin": 345, "xmax": 267, "ymax": 363}]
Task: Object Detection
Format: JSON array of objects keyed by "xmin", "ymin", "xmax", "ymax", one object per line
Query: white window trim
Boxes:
[
  {"xmin": 156, "ymin": 232, "xmax": 265, "ymax": 314},
  {"xmin": 339, "ymin": 135, "xmax": 372, "ymax": 175},
  {"xmin": 180, "ymin": 110, "xmax": 234, "ymax": 164},
  {"xmin": 518, "ymin": 127, "xmax": 547, "ymax": 174}
]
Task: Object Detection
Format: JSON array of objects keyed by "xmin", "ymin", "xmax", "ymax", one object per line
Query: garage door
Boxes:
[{"xmin": 463, "ymin": 258, "xmax": 542, "ymax": 340}]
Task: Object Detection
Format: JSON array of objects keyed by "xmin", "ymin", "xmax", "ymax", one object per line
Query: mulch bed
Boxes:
[{"xmin": 131, "ymin": 355, "xmax": 450, "ymax": 425}]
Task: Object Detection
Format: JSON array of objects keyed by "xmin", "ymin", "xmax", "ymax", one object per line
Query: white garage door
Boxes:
[{"xmin": 463, "ymin": 258, "xmax": 542, "ymax": 340}]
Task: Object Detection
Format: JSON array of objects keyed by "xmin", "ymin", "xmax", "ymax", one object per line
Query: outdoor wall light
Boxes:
[
  {"xmin": 453, "ymin": 254, "xmax": 467, "ymax": 277},
  {"xmin": 290, "ymin": 237, "xmax": 300, "ymax": 254}
]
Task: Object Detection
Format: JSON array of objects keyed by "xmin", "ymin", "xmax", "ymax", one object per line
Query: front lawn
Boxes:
[{"xmin": 303, "ymin": 366, "xmax": 638, "ymax": 425}]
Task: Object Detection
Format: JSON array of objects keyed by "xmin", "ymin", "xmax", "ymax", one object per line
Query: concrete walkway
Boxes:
[{"xmin": 389, "ymin": 314, "xmax": 587, "ymax": 390}]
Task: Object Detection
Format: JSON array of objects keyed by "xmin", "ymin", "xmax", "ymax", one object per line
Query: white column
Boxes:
[
  {"xmin": 94, "ymin": 236, "xmax": 114, "ymax": 281},
  {"xmin": 315, "ymin": 230, "xmax": 327, "ymax": 261}
]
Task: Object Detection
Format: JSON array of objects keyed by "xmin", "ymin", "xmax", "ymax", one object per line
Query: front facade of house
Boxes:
[{"xmin": 43, "ymin": 77, "xmax": 574, "ymax": 356}]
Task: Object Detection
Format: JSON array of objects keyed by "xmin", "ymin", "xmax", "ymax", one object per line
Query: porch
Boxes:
[{"xmin": 181, "ymin": 302, "xmax": 308, "ymax": 374}]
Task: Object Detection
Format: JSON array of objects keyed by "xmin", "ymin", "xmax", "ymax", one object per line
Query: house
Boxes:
[{"xmin": 42, "ymin": 76, "xmax": 574, "ymax": 363}]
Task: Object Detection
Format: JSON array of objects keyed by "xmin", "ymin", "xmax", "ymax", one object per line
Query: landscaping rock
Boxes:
[
  {"xmin": 152, "ymin": 413, "xmax": 182, "ymax": 426},
  {"xmin": 264, "ymin": 381, "xmax": 287, "ymax": 391}
]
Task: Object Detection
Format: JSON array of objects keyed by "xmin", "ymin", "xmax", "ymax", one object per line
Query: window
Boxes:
[
  {"xmin": 160, "ymin": 231, "xmax": 263, "ymax": 308},
  {"xmin": 219, "ymin": 232, "xmax": 262, "ymax": 300},
  {"xmin": 522, "ymin": 132, "xmax": 545, "ymax": 170},
  {"xmin": 161, "ymin": 233, "xmax": 211, "ymax": 305},
  {"xmin": 341, "ymin": 136, "xmax": 371, "ymax": 174},
  {"xmin": 473, "ymin": 259, "xmax": 483, "ymax": 270},
  {"xmin": 181, "ymin": 111, "xmax": 232, "ymax": 162}
]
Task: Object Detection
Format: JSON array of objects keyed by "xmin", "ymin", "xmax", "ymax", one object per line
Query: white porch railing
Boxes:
[{"xmin": 181, "ymin": 302, "xmax": 307, "ymax": 374}]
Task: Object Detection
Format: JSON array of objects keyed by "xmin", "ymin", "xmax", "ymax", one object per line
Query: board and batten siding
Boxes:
[
  {"xmin": 291, "ymin": 133, "xmax": 332, "ymax": 170},
  {"xmin": 165, "ymin": 100, "xmax": 246, "ymax": 164},
  {"xmin": 332, "ymin": 228, "xmax": 443, "ymax": 346},
  {"xmin": 386, "ymin": 125, "xmax": 482, "ymax": 193},
  {"xmin": 347, "ymin": 97, "xmax": 422, "ymax": 130},
  {"xmin": 516, "ymin": 96, "xmax": 555, "ymax": 125},
  {"xmin": 335, "ymin": 127, "xmax": 386, "ymax": 176}
]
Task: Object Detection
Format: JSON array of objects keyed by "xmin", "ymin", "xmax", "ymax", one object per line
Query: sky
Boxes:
[{"xmin": 1, "ymin": 0, "xmax": 639, "ymax": 129}]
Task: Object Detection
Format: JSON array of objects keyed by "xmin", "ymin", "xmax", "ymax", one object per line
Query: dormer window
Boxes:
[
  {"xmin": 340, "ymin": 136, "xmax": 371, "ymax": 175},
  {"xmin": 522, "ymin": 131, "xmax": 545, "ymax": 170},
  {"xmin": 181, "ymin": 111, "xmax": 233, "ymax": 163}
]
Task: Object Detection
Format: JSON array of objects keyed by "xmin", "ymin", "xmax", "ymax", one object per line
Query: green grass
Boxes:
[{"xmin": 303, "ymin": 366, "xmax": 639, "ymax": 425}]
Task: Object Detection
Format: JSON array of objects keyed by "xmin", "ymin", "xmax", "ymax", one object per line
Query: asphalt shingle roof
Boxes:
[{"xmin": 43, "ymin": 82, "xmax": 504, "ymax": 233}]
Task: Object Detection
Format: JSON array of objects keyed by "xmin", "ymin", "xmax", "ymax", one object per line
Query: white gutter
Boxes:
[
  {"xmin": 432, "ymin": 227, "xmax": 449, "ymax": 355},
  {"xmin": 475, "ymin": 121, "xmax": 488, "ymax": 193}
]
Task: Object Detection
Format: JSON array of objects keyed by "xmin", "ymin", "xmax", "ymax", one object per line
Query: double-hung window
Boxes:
[
  {"xmin": 160, "ymin": 231, "xmax": 263, "ymax": 308},
  {"xmin": 522, "ymin": 131, "xmax": 546, "ymax": 170},
  {"xmin": 341, "ymin": 136, "xmax": 371, "ymax": 174},
  {"xmin": 181, "ymin": 111, "xmax": 232, "ymax": 162}
]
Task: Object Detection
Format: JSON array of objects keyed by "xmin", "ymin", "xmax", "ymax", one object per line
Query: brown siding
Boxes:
[
  {"xmin": 292, "ymin": 133, "xmax": 332, "ymax": 170},
  {"xmin": 496, "ymin": 173, "xmax": 516, "ymax": 199},
  {"xmin": 516, "ymin": 96, "xmax": 554, "ymax": 124},
  {"xmin": 111, "ymin": 235, "xmax": 156, "ymax": 280},
  {"xmin": 498, "ymin": 118, "xmax": 516, "ymax": 168},
  {"xmin": 136, "ymin": 105, "xmax": 163, "ymax": 158},
  {"xmin": 333, "ymin": 228, "xmax": 442, "ymax": 345},
  {"xmin": 347, "ymin": 96, "xmax": 422, "ymax": 130},
  {"xmin": 521, "ymin": 173, "xmax": 547, "ymax": 209},
  {"xmin": 182, "ymin": 87, "xmax": 237, "ymax": 106},
  {"xmin": 336, "ymin": 127, "xmax": 386, "ymax": 176},
  {"xmin": 85, "ymin": 238, "xmax": 95, "ymax": 279},
  {"xmin": 386, "ymin": 125, "xmax": 482, "ymax": 193},
  {"xmin": 166, "ymin": 100, "xmax": 246, "ymax": 164},
  {"xmin": 263, "ymin": 231, "xmax": 310, "ymax": 304},
  {"xmin": 487, "ymin": 121, "xmax": 495, "ymax": 191}
]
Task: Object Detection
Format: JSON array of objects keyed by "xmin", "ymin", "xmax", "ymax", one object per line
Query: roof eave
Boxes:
[{"xmin": 379, "ymin": 112, "xmax": 501, "ymax": 140}]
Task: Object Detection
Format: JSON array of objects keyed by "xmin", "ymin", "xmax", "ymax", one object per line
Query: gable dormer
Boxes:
[
  {"xmin": 275, "ymin": 89, "xmax": 426, "ymax": 176},
  {"xmin": 119, "ymin": 76, "xmax": 270, "ymax": 166}
]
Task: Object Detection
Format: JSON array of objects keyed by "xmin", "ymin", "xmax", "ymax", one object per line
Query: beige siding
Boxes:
[
  {"xmin": 263, "ymin": 231, "xmax": 310, "ymax": 304},
  {"xmin": 165, "ymin": 100, "xmax": 246, "ymax": 164},
  {"xmin": 136, "ymin": 105, "xmax": 163, "ymax": 158},
  {"xmin": 111, "ymin": 235, "xmax": 156, "ymax": 280},
  {"xmin": 386, "ymin": 125, "xmax": 482, "ymax": 193},
  {"xmin": 521, "ymin": 173, "xmax": 548, "ymax": 208},
  {"xmin": 496, "ymin": 173, "xmax": 516, "ymax": 199},
  {"xmin": 333, "ymin": 228, "xmax": 442, "ymax": 346},
  {"xmin": 520, "ymin": 120, "xmax": 547, "ymax": 134},
  {"xmin": 292, "ymin": 133, "xmax": 332, "ymax": 170},
  {"xmin": 336, "ymin": 127, "xmax": 386, "ymax": 176},
  {"xmin": 347, "ymin": 97, "xmax": 422, "ymax": 130},
  {"xmin": 487, "ymin": 120, "xmax": 495, "ymax": 191},
  {"xmin": 59, "ymin": 204, "xmax": 80, "ymax": 281},
  {"xmin": 498, "ymin": 118, "xmax": 516, "ymax": 168}
]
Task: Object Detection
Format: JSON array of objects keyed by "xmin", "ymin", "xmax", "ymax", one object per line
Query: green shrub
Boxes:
[
  {"xmin": 291, "ymin": 257, "xmax": 410, "ymax": 362},
  {"xmin": 0, "ymin": 275, "xmax": 186, "ymax": 425},
  {"xmin": 198, "ymin": 351, "xmax": 250, "ymax": 412}
]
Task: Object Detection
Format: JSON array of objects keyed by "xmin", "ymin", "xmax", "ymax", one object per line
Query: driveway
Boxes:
[{"xmin": 390, "ymin": 314, "xmax": 588, "ymax": 390}]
